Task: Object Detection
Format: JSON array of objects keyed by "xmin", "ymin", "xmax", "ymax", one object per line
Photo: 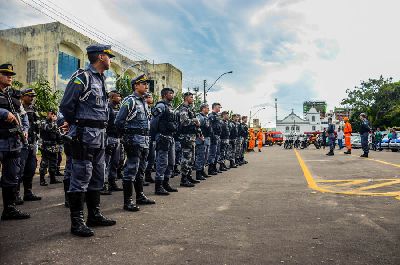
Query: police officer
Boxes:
[
  {"xmin": 16, "ymin": 88, "xmax": 41, "ymax": 203},
  {"xmin": 144, "ymin": 92, "xmax": 156, "ymax": 185},
  {"xmin": 115, "ymin": 74, "xmax": 155, "ymax": 212},
  {"xmin": 359, "ymin": 113, "xmax": 371, "ymax": 158},
  {"xmin": 326, "ymin": 117, "xmax": 336, "ymax": 156},
  {"xmin": 60, "ymin": 44, "xmax": 116, "ymax": 237},
  {"xmin": 234, "ymin": 114, "xmax": 242, "ymax": 165},
  {"xmin": 228, "ymin": 114, "xmax": 239, "ymax": 168},
  {"xmin": 208, "ymin": 103, "xmax": 222, "ymax": 175},
  {"xmin": 219, "ymin": 111, "xmax": 231, "ymax": 169},
  {"xmin": 0, "ymin": 63, "xmax": 30, "ymax": 220},
  {"xmin": 177, "ymin": 92, "xmax": 201, "ymax": 187},
  {"xmin": 102, "ymin": 90, "xmax": 123, "ymax": 195},
  {"xmin": 39, "ymin": 110, "xmax": 63, "ymax": 185},
  {"xmin": 151, "ymin": 87, "xmax": 179, "ymax": 195},
  {"xmin": 239, "ymin": 116, "xmax": 249, "ymax": 165},
  {"xmin": 57, "ymin": 111, "xmax": 71, "ymax": 208},
  {"xmin": 195, "ymin": 103, "xmax": 211, "ymax": 181}
]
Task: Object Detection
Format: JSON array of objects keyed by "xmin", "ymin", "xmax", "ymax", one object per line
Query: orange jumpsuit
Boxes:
[
  {"xmin": 256, "ymin": 131, "xmax": 263, "ymax": 151},
  {"xmin": 248, "ymin": 129, "xmax": 256, "ymax": 150},
  {"xmin": 344, "ymin": 121, "xmax": 352, "ymax": 150}
]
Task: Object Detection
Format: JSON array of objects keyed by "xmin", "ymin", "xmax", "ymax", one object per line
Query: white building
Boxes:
[{"xmin": 276, "ymin": 107, "xmax": 339, "ymax": 135}]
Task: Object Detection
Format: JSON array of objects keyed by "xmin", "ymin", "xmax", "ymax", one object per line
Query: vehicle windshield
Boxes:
[{"xmin": 273, "ymin": 134, "xmax": 283, "ymax": 138}]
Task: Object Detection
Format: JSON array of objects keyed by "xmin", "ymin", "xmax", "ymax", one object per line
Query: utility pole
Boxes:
[
  {"xmin": 203, "ymin": 80, "xmax": 207, "ymax": 103},
  {"xmin": 275, "ymin": 98, "xmax": 278, "ymax": 126}
]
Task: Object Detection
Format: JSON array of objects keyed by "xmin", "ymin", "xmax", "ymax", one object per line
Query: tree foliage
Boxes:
[
  {"xmin": 341, "ymin": 76, "xmax": 400, "ymax": 130},
  {"xmin": 116, "ymin": 74, "xmax": 132, "ymax": 98},
  {"xmin": 31, "ymin": 76, "xmax": 61, "ymax": 117}
]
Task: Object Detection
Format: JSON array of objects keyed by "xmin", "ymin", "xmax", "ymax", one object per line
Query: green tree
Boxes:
[
  {"xmin": 31, "ymin": 76, "xmax": 61, "ymax": 117},
  {"xmin": 12, "ymin": 80, "xmax": 24, "ymax": 89},
  {"xmin": 116, "ymin": 74, "xmax": 132, "ymax": 98}
]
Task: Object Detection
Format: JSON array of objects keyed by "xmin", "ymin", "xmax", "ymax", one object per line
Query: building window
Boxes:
[
  {"xmin": 291, "ymin": 126, "xmax": 295, "ymax": 131},
  {"xmin": 296, "ymin": 126, "xmax": 300, "ymax": 131},
  {"xmin": 27, "ymin": 60, "xmax": 38, "ymax": 83},
  {"xmin": 58, "ymin": 52, "xmax": 80, "ymax": 81},
  {"xmin": 285, "ymin": 126, "xmax": 289, "ymax": 132},
  {"xmin": 312, "ymin": 126, "xmax": 316, "ymax": 131},
  {"xmin": 312, "ymin": 116, "xmax": 315, "ymax": 122}
]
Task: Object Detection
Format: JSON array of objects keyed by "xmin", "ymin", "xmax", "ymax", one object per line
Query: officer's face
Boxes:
[
  {"xmin": 0, "ymin": 72, "xmax": 13, "ymax": 87},
  {"xmin": 100, "ymin": 54, "xmax": 111, "ymax": 70},
  {"xmin": 135, "ymin": 82, "xmax": 148, "ymax": 95},
  {"xmin": 112, "ymin": 94, "xmax": 122, "ymax": 104},
  {"xmin": 203, "ymin": 106, "xmax": 209, "ymax": 114},
  {"xmin": 165, "ymin": 91, "xmax": 174, "ymax": 101},
  {"xmin": 146, "ymin": 96, "xmax": 154, "ymax": 105},
  {"xmin": 22, "ymin": 95, "xmax": 34, "ymax": 105},
  {"xmin": 186, "ymin": 95, "xmax": 194, "ymax": 104},
  {"xmin": 213, "ymin": 105, "xmax": 221, "ymax": 113}
]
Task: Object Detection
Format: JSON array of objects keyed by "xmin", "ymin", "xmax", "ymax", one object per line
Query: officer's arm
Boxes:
[
  {"xmin": 21, "ymin": 113, "xmax": 29, "ymax": 133},
  {"xmin": 115, "ymin": 97, "xmax": 133, "ymax": 132},
  {"xmin": 59, "ymin": 73, "xmax": 85, "ymax": 123},
  {"xmin": 0, "ymin": 108, "xmax": 9, "ymax": 120}
]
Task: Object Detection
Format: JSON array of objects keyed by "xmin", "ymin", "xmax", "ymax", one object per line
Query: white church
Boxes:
[{"xmin": 276, "ymin": 107, "xmax": 339, "ymax": 135}]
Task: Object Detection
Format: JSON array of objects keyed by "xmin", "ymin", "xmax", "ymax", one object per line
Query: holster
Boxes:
[
  {"xmin": 156, "ymin": 135, "xmax": 171, "ymax": 151},
  {"xmin": 122, "ymin": 138, "xmax": 140, "ymax": 157}
]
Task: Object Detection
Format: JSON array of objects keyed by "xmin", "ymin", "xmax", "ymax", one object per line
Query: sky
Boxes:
[{"xmin": 1, "ymin": 0, "xmax": 400, "ymax": 127}]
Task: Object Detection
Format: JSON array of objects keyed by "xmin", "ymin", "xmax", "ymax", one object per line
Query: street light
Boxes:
[
  {"xmin": 116, "ymin": 62, "xmax": 146, "ymax": 82},
  {"xmin": 203, "ymin": 71, "xmax": 233, "ymax": 103},
  {"xmin": 249, "ymin": 107, "xmax": 266, "ymax": 127}
]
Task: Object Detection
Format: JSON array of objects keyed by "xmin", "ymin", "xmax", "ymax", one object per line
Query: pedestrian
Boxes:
[
  {"xmin": 256, "ymin": 130, "xmax": 263, "ymax": 152},
  {"xmin": 195, "ymin": 103, "xmax": 211, "ymax": 181},
  {"xmin": 16, "ymin": 88, "xmax": 41, "ymax": 204},
  {"xmin": 177, "ymin": 92, "xmax": 200, "ymax": 187},
  {"xmin": 337, "ymin": 127, "xmax": 344, "ymax": 150},
  {"xmin": 343, "ymin": 117, "xmax": 352, "ymax": 154},
  {"xmin": 59, "ymin": 44, "xmax": 116, "ymax": 237},
  {"xmin": 359, "ymin": 113, "xmax": 370, "ymax": 158},
  {"xmin": 326, "ymin": 117, "xmax": 335, "ymax": 156},
  {"xmin": 322, "ymin": 128, "xmax": 327, "ymax": 149},
  {"xmin": 115, "ymin": 74, "xmax": 156, "ymax": 211},
  {"xmin": 151, "ymin": 87, "xmax": 178, "ymax": 195},
  {"xmin": 101, "ymin": 90, "xmax": 123, "ymax": 195},
  {"xmin": 0, "ymin": 63, "xmax": 30, "ymax": 220},
  {"xmin": 39, "ymin": 110, "xmax": 63, "ymax": 185},
  {"xmin": 208, "ymin": 103, "xmax": 222, "ymax": 175},
  {"xmin": 375, "ymin": 127, "xmax": 382, "ymax": 151}
]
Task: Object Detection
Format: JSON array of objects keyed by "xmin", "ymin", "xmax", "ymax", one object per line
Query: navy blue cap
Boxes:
[
  {"xmin": 86, "ymin": 44, "xmax": 115, "ymax": 58},
  {"xmin": 131, "ymin": 74, "xmax": 150, "ymax": 86},
  {"xmin": 21, "ymin": 88, "xmax": 36, "ymax": 96},
  {"xmin": 0, "ymin": 63, "xmax": 16, "ymax": 76}
]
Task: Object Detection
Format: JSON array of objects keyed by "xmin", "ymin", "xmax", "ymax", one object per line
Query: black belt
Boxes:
[
  {"xmin": 125, "ymin": 128, "xmax": 149, "ymax": 136},
  {"xmin": 74, "ymin": 119, "xmax": 107, "ymax": 129}
]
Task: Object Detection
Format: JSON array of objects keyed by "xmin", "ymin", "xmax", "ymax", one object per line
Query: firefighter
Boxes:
[{"xmin": 343, "ymin": 117, "xmax": 352, "ymax": 154}]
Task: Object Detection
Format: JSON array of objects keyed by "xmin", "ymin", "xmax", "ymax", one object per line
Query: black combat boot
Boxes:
[
  {"xmin": 360, "ymin": 153, "xmax": 368, "ymax": 158},
  {"xmin": 344, "ymin": 150, "xmax": 351, "ymax": 154},
  {"xmin": 56, "ymin": 168, "xmax": 64, "ymax": 177},
  {"xmin": 219, "ymin": 163, "xmax": 227, "ymax": 172},
  {"xmin": 196, "ymin": 170, "xmax": 206, "ymax": 181},
  {"xmin": 155, "ymin": 179, "xmax": 170, "ymax": 195},
  {"xmin": 230, "ymin": 160, "xmax": 237, "ymax": 168},
  {"xmin": 326, "ymin": 151, "xmax": 334, "ymax": 156},
  {"xmin": 23, "ymin": 176, "xmax": 41, "ymax": 201},
  {"xmin": 201, "ymin": 168, "xmax": 210, "ymax": 178},
  {"xmin": 180, "ymin": 174, "xmax": 195, "ymax": 187},
  {"xmin": 172, "ymin": 165, "xmax": 180, "ymax": 177},
  {"xmin": 208, "ymin": 165, "xmax": 217, "ymax": 176},
  {"xmin": 68, "ymin": 192, "xmax": 94, "ymax": 237},
  {"xmin": 49, "ymin": 173, "xmax": 62, "ymax": 184},
  {"xmin": 109, "ymin": 179, "xmax": 123, "ymax": 192},
  {"xmin": 134, "ymin": 178, "xmax": 155, "ymax": 205},
  {"xmin": 122, "ymin": 181, "xmax": 140, "ymax": 211},
  {"xmin": 215, "ymin": 163, "xmax": 222, "ymax": 173},
  {"xmin": 39, "ymin": 174, "xmax": 48, "ymax": 186},
  {"xmin": 63, "ymin": 179, "xmax": 70, "ymax": 208},
  {"xmin": 1, "ymin": 187, "xmax": 30, "ymax": 220},
  {"xmin": 221, "ymin": 162, "xmax": 229, "ymax": 170},
  {"xmin": 14, "ymin": 184, "xmax": 24, "ymax": 205},
  {"xmin": 144, "ymin": 170, "xmax": 155, "ymax": 183},
  {"xmin": 187, "ymin": 172, "xmax": 200, "ymax": 184},
  {"xmin": 100, "ymin": 183, "xmax": 112, "ymax": 195},
  {"xmin": 86, "ymin": 190, "xmax": 116, "ymax": 227},
  {"xmin": 163, "ymin": 178, "xmax": 178, "ymax": 192}
]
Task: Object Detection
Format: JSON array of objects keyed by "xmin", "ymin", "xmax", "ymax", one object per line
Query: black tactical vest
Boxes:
[{"xmin": 0, "ymin": 88, "xmax": 21, "ymax": 131}]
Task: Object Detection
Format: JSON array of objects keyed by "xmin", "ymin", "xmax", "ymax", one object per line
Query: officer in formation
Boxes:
[
  {"xmin": 0, "ymin": 64, "xmax": 30, "ymax": 220},
  {"xmin": 144, "ymin": 92, "xmax": 156, "ymax": 185},
  {"xmin": 239, "ymin": 116, "xmax": 249, "ymax": 165},
  {"xmin": 60, "ymin": 44, "xmax": 116, "ymax": 237},
  {"xmin": 115, "ymin": 74, "xmax": 155, "ymax": 212},
  {"xmin": 219, "ymin": 111, "xmax": 231, "ymax": 167},
  {"xmin": 208, "ymin": 103, "xmax": 222, "ymax": 175},
  {"xmin": 39, "ymin": 110, "xmax": 63, "ymax": 186},
  {"xmin": 326, "ymin": 117, "xmax": 336, "ymax": 156},
  {"xmin": 15, "ymin": 88, "xmax": 41, "ymax": 204},
  {"xmin": 102, "ymin": 90, "xmax": 123, "ymax": 195},
  {"xmin": 177, "ymin": 92, "xmax": 201, "ymax": 187},
  {"xmin": 151, "ymin": 87, "xmax": 179, "ymax": 195},
  {"xmin": 194, "ymin": 103, "xmax": 211, "ymax": 181},
  {"xmin": 228, "ymin": 114, "xmax": 239, "ymax": 168},
  {"xmin": 359, "ymin": 113, "xmax": 370, "ymax": 158}
]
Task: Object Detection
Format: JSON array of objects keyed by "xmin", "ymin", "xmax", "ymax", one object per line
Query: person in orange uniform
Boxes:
[
  {"xmin": 256, "ymin": 130, "xmax": 263, "ymax": 152},
  {"xmin": 343, "ymin": 117, "xmax": 352, "ymax": 154},
  {"xmin": 248, "ymin": 128, "xmax": 256, "ymax": 151}
]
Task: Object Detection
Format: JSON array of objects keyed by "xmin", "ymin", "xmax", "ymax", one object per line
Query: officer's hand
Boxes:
[
  {"xmin": 24, "ymin": 132, "xmax": 28, "ymax": 140},
  {"xmin": 193, "ymin": 118, "xmax": 200, "ymax": 126},
  {"xmin": 60, "ymin": 121, "xmax": 69, "ymax": 133},
  {"xmin": 6, "ymin": 112, "xmax": 17, "ymax": 123}
]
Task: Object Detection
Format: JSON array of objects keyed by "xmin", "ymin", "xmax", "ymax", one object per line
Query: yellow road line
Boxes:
[
  {"xmin": 351, "ymin": 155, "xmax": 400, "ymax": 168},
  {"xmin": 294, "ymin": 149, "xmax": 400, "ymax": 200},
  {"xmin": 352, "ymin": 179, "xmax": 400, "ymax": 192}
]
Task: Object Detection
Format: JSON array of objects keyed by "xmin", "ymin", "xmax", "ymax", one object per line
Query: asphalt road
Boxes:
[{"xmin": 1, "ymin": 146, "xmax": 400, "ymax": 265}]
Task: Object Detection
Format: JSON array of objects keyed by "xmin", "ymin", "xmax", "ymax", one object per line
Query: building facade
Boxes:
[{"xmin": 0, "ymin": 22, "xmax": 182, "ymax": 94}]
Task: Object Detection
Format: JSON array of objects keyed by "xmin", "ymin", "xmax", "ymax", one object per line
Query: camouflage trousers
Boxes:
[
  {"xmin": 180, "ymin": 135, "xmax": 195, "ymax": 176},
  {"xmin": 39, "ymin": 149, "xmax": 58, "ymax": 176}
]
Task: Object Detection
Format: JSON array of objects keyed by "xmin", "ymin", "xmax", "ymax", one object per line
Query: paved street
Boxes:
[{"xmin": 1, "ymin": 146, "xmax": 400, "ymax": 265}]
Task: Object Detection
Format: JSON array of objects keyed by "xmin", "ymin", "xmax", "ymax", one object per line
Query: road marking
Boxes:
[
  {"xmin": 351, "ymin": 154, "xmax": 400, "ymax": 168},
  {"xmin": 294, "ymin": 149, "xmax": 400, "ymax": 200}
]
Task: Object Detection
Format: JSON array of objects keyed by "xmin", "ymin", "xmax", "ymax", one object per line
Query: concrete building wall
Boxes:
[
  {"xmin": 0, "ymin": 38, "xmax": 28, "ymax": 83},
  {"xmin": 148, "ymin": 63, "xmax": 183, "ymax": 95}
]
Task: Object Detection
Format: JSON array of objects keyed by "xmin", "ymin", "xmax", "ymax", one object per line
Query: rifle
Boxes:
[{"xmin": 6, "ymin": 89, "xmax": 28, "ymax": 145}]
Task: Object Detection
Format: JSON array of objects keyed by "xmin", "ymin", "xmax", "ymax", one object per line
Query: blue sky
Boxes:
[{"xmin": 2, "ymin": 0, "xmax": 400, "ymax": 126}]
